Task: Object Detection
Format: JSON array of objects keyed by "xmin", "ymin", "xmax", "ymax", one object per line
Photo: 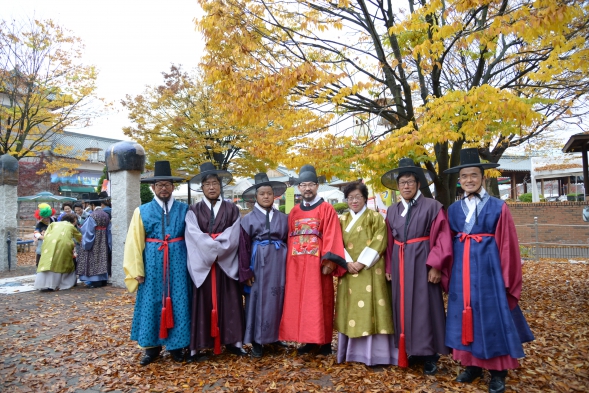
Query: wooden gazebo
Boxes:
[{"xmin": 562, "ymin": 133, "xmax": 589, "ymax": 198}]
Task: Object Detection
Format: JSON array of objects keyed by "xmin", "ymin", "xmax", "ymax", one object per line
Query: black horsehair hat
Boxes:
[
  {"xmin": 141, "ymin": 161, "xmax": 185, "ymax": 183},
  {"xmin": 188, "ymin": 161, "xmax": 233, "ymax": 191},
  {"xmin": 381, "ymin": 158, "xmax": 435, "ymax": 190},
  {"xmin": 290, "ymin": 164, "xmax": 327, "ymax": 185},
  {"xmin": 241, "ymin": 173, "xmax": 288, "ymax": 203},
  {"xmin": 443, "ymin": 148, "xmax": 500, "ymax": 174}
]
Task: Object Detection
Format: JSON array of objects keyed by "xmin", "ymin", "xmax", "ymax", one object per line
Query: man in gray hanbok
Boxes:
[{"xmin": 238, "ymin": 173, "xmax": 288, "ymax": 358}]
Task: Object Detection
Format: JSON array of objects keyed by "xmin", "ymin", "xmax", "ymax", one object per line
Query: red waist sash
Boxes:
[
  {"xmin": 458, "ymin": 232, "xmax": 495, "ymax": 346},
  {"xmin": 95, "ymin": 226, "xmax": 107, "ymax": 230},
  {"xmin": 210, "ymin": 233, "xmax": 222, "ymax": 355},
  {"xmin": 146, "ymin": 235, "xmax": 185, "ymax": 339},
  {"xmin": 394, "ymin": 236, "xmax": 430, "ymax": 367}
]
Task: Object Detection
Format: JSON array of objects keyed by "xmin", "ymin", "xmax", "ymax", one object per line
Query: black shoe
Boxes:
[
  {"xmin": 139, "ymin": 347, "xmax": 162, "ymax": 366},
  {"xmin": 297, "ymin": 343, "xmax": 319, "ymax": 355},
  {"xmin": 225, "ymin": 344, "xmax": 248, "ymax": 356},
  {"xmin": 489, "ymin": 376, "xmax": 505, "ymax": 393},
  {"xmin": 251, "ymin": 343, "xmax": 263, "ymax": 358},
  {"xmin": 424, "ymin": 360, "xmax": 438, "ymax": 375},
  {"xmin": 319, "ymin": 343, "xmax": 332, "ymax": 356},
  {"xmin": 186, "ymin": 353, "xmax": 209, "ymax": 363},
  {"xmin": 40, "ymin": 288, "xmax": 54, "ymax": 292},
  {"xmin": 271, "ymin": 341, "xmax": 289, "ymax": 348},
  {"xmin": 456, "ymin": 366, "xmax": 483, "ymax": 383},
  {"xmin": 169, "ymin": 348, "xmax": 185, "ymax": 362}
]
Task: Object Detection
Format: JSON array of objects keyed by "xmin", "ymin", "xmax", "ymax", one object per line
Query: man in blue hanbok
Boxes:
[
  {"xmin": 444, "ymin": 149, "xmax": 534, "ymax": 393},
  {"xmin": 238, "ymin": 173, "xmax": 288, "ymax": 358},
  {"xmin": 123, "ymin": 161, "xmax": 191, "ymax": 366}
]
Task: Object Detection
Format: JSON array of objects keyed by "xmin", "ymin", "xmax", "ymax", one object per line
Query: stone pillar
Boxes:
[
  {"xmin": 105, "ymin": 142, "xmax": 145, "ymax": 288},
  {"xmin": 0, "ymin": 155, "xmax": 19, "ymax": 272}
]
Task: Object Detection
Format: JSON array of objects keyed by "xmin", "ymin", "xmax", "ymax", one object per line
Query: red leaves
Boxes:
[{"xmin": 1, "ymin": 260, "xmax": 588, "ymax": 392}]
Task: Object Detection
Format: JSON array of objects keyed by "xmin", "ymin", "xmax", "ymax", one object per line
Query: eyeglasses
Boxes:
[
  {"xmin": 202, "ymin": 181, "xmax": 221, "ymax": 189},
  {"xmin": 298, "ymin": 182, "xmax": 318, "ymax": 189},
  {"xmin": 346, "ymin": 195, "xmax": 364, "ymax": 202},
  {"xmin": 398, "ymin": 180, "xmax": 417, "ymax": 187},
  {"xmin": 155, "ymin": 183, "xmax": 173, "ymax": 190}
]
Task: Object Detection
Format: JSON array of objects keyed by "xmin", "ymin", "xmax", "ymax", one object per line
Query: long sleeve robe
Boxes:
[
  {"xmin": 279, "ymin": 199, "xmax": 346, "ymax": 345},
  {"xmin": 185, "ymin": 200, "xmax": 245, "ymax": 351},
  {"xmin": 446, "ymin": 194, "xmax": 534, "ymax": 370},
  {"xmin": 123, "ymin": 199, "xmax": 191, "ymax": 351},
  {"xmin": 238, "ymin": 207, "xmax": 289, "ymax": 345},
  {"xmin": 385, "ymin": 196, "xmax": 453, "ymax": 356},
  {"xmin": 77, "ymin": 209, "xmax": 111, "ymax": 280}
]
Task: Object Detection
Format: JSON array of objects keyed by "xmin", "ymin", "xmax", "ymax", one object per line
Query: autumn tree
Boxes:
[
  {"xmin": 122, "ymin": 65, "xmax": 325, "ymax": 178},
  {"xmin": 196, "ymin": 0, "xmax": 589, "ymax": 206},
  {"xmin": 0, "ymin": 18, "xmax": 100, "ymax": 174}
]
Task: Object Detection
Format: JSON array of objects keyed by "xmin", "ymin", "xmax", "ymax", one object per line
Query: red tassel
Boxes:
[
  {"xmin": 159, "ymin": 307, "xmax": 168, "ymax": 339},
  {"xmin": 462, "ymin": 307, "xmax": 473, "ymax": 345},
  {"xmin": 165, "ymin": 296, "xmax": 174, "ymax": 328},
  {"xmin": 211, "ymin": 309, "xmax": 221, "ymax": 355},
  {"xmin": 398, "ymin": 334, "xmax": 408, "ymax": 368}
]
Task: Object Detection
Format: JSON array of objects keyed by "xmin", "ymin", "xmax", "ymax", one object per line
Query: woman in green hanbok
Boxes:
[
  {"xmin": 34, "ymin": 213, "xmax": 81, "ymax": 291},
  {"xmin": 335, "ymin": 182, "xmax": 398, "ymax": 366}
]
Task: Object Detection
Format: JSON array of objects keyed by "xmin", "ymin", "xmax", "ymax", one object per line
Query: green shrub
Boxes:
[
  {"xmin": 518, "ymin": 193, "xmax": 545, "ymax": 202},
  {"xmin": 279, "ymin": 205, "xmax": 286, "ymax": 213},
  {"xmin": 333, "ymin": 202, "xmax": 349, "ymax": 214}
]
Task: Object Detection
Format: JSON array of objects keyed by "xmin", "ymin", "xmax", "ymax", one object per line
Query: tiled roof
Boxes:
[
  {"xmin": 497, "ymin": 156, "xmax": 531, "ymax": 172},
  {"xmin": 50, "ymin": 131, "xmax": 124, "ymax": 162}
]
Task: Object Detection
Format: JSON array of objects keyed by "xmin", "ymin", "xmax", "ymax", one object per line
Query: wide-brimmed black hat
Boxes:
[
  {"xmin": 443, "ymin": 148, "xmax": 500, "ymax": 174},
  {"xmin": 188, "ymin": 161, "xmax": 233, "ymax": 191},
  {"xmin": 381, "ymin": 158, "xmax": 435, "ymax": 190},
  {"xmin": 241, "ymin": 173, "xmax": 287, "ymax": 203},
  {"xmin": 141, "ymin": 161, "xmax": 185, "ymax": 183},
  {"xmin": 85, "ymin": 191, "xmax": 110, "ymax": 204}
]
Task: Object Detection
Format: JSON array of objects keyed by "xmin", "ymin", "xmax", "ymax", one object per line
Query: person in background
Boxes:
[
  {"xmin": 57, "ymin": 202, "xmax": 73, "ymax": 221},
  {"xmin": 335, "ymin": 181, "xmax": 397, "ymax": 366},
  {"xmin": 33, "ymin": 203, "xmax": 57, "ymax": 267},
  {"xmin": 73, "ymin": 202, "xmax": 88, "ymax": 227},
  {"xmin": 34, "ymin": 213, "xmax": 81, "ymax": 291},
  {"xmin": 238, "ymin": 173, "xmax": 288, "ymax": 358},
  {"xmin": 98, "ymin": 191, "xmax": 112, "ymax": 218},
  {"xmin": 77, "ymin": 196, "xmax": 112, "ymax": 288}
]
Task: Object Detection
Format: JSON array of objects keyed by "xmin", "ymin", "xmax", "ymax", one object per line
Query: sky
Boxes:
[{"xmin": 5, "ymin": 0, "xmax": 205, "ymax": 140}]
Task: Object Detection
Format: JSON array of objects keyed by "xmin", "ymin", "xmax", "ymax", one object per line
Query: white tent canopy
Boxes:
[{"xmin": 530, "ymin": 157, "xmax": 584, "ymax": 202}]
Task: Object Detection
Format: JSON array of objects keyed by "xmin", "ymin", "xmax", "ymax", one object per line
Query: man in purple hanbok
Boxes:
[
  {"xmin": 185, "ymin": 162, "xmax": 247, "ymax": 359},
  {"xmin": 444, "ymin": 149, "xmax": 534, "ymax": 393},
  {"xmin": 383, "ymin": 158, "xmax": 453, "ymax": 375},
  {"xmin": 238, "ymin": 173, "xmax": 288, "ymax": 358}
]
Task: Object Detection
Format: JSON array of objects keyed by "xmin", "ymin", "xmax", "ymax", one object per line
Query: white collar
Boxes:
[
  {"xmin": 255, "ymin": 202, "xmax": 274, "ymax": 221},
  {"xmin": 302, "ymin": 194, "xmax": 322, "ymax": 206},
  {"xmin": 203, "ymin": 197, "xmax": 222, "ymax": 217},
  {"xmin": 464, "ymin": 188, "xmax": 486, "ymax": 222},
  {"xmin": 345, "ymin": 205, "xmax": 367, "ymax": 232},
  {"xmin": 154, "ymin": 196, "xmax": 175, "ymax": 214},
  {"xmin": 400, "ymin": 190, "xmax": 421, "ymax": 217}
]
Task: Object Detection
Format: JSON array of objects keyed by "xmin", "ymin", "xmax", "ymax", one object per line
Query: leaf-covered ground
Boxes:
[{"xmin": 1, "ymin": 257, "xmax": 587, "ymax": 392}]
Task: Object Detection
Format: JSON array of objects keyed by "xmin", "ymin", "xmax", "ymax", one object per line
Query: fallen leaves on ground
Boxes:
[{"xmin": 0, "ymin": 261, "xmax": 588, "ymax": 392}]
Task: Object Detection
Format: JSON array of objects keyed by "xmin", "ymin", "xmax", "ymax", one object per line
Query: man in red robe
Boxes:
[{"xmin": 279, "ymin": 165, "xmax": 347, "ymax": 355}]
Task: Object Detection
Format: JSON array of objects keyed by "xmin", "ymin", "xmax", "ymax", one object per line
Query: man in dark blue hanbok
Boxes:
[
  {"xmin": 444, "ymin": 149, "xmax": 534, "ymax": 393},
  {"xmin": 238, "ymin": 173, "xmax": 289, "ymax": 358},
  {"xmin": 124, "ymin": 161, "xmax": 191, "ymax": 366}
]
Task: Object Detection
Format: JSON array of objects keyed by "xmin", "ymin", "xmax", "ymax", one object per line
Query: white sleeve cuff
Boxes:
[
  {"xmin": 344, "ymin": 249, "xmax": 354, "ymax": 263},
  {"xmin": 357, "ymin": 247, "xmax": 380, "ymax": 268}
]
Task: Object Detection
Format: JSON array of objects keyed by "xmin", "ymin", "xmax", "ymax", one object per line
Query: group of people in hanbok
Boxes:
[
  {"xmin": 124, "ymin": 149, "xmax": 533, "ymax": 393},
  {"xmin": 34, "ymin": 192, "xmax": 113, "ymax": 291}
]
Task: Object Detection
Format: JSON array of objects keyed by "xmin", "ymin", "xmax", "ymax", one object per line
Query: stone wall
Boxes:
[{"xmin": 508, "ymin": 201, "xmax": 589, "ymax": 244}]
